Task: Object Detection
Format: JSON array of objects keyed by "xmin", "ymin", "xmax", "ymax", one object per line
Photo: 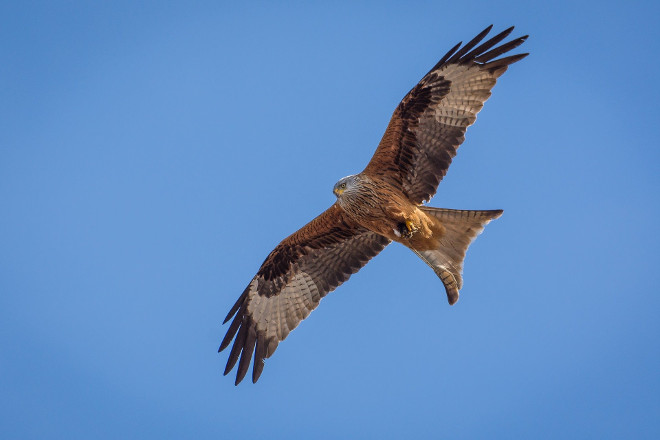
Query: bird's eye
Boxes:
[{"xmin": 340, "ymin": 183, "xmax": 346, "ymax": 189}]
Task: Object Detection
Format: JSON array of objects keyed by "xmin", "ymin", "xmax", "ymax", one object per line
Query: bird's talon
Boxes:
[
  {"xmin": 406, "ymin": 220, "xmax": 418, "ymax": 234},
  {"xmin": 398, "ymin": 220, "xmax": 418, "ymax": 239}
]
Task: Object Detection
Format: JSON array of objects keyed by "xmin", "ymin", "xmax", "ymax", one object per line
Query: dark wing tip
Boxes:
[
  {"xmin": 252, "ymin": 335, "xmax": 267, "ymax": 383},
  {"xmin": 429, "ymin": 26, "xmax": 528, "ymax": 74},
  {"xmin": 223, "ymin": 286, "xmax": 249, "ymax": 324},
  {"xmin": 473, "ymin": 34, "xmax": 528, "ymax": 64},
  {"xmin": 219, "ymin": 285, "xmax": 256, "ymax": 384},
  {"xmin": 219, "ymin": 286, "xmax": 250, "ymax": 352},
  {"xmin": 446, "ymin": 25, "xmax": 494, "ymax": 64},
  {"xmin": 220, "ymin": 284, "xmax": 271, "ymax": 385},
  {"xmin": 502, "ymin": 25, "xmax": 515, "ymax": 35},
  {"xmin": 432, "ymin": 41, "xmax": 462, "ymax": 71},
  {"xmin": 223, "ymin": 317, "xmax": 247, "ymax": 376}
]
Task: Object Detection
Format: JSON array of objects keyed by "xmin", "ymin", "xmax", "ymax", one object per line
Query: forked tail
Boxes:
[{"xmin": 414, "ymin": 207, "xmax": 502, "ymax": 305}]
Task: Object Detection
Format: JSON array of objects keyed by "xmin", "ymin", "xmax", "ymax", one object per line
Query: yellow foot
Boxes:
[{"xmin": 398, "ymin": 220, "xmax": 418, "ymax": 239}]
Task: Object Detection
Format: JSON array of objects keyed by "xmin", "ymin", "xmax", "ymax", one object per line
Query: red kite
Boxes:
[{"xmin": 220, "ymin": 25, "xmax": 528, "ymax": 384}]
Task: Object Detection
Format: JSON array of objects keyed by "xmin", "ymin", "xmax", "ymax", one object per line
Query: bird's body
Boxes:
[
  {"xmin": 335, "ymin": 174, "xmax": 423, "ymax": 242},
  {"xmin": 219, "ymin": 25, "xmax": 528, "ymax": 385}
]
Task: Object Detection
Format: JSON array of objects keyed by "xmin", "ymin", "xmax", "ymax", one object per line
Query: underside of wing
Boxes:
[
  {"xmin": 363, "ymin": 25, "xmax": 528, "ymax": 204},
  {"xmin": 219, "ymin": 203, "xmax": 390, "ymax": 385}
]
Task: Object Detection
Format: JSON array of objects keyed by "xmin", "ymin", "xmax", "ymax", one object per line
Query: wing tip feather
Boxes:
[
  {"xmin": 446, "ymin": 25, "xmax": 494, "ymax": 64},
  {"xmin": 428, "ymin": 25, "xmax": 528, "ymax": 73},
  {"xmin": 234, "ymin": 325, "xmax": 257, "ymax": 385},
  {"xmin": 222, "ymin": 285, "xmax": 249, "ymax": 324}
]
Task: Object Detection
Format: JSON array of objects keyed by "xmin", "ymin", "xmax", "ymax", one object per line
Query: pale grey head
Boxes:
[{"xmin": 333, "ymin": 174, "xmax": 360, "ymax": 198}]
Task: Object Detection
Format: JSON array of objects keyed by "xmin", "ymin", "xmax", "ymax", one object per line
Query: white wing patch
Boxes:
[
  {"xmin": 247, "ymin": 271, "xmax": 321, "ymax": 352},
  {"xmin": 430, "ymin": 65, "xmax": 497, "ymax": 128}
]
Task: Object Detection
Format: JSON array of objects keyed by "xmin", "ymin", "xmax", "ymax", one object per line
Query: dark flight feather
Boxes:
[{"xmin": 363, "ymin": 26, "xmax": 528, "ymax": 204}]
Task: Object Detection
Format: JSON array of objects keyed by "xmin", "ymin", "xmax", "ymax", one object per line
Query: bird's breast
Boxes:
[{"xmin": 338, "ymin": 178, "xmax": 419, "ymax": 240}]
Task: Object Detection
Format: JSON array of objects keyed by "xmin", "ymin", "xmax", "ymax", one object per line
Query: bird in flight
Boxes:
[{"xmin": 220, "ymin": 25, "xmax": 528, "ymax": 385}]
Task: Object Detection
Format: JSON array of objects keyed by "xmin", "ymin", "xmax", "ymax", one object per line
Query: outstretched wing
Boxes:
[
  {"xmin": 363, "ymin": 25, "xmax": 528, "ymax": 204},
  {"xmin": 219, "ymin": 203, "xmax": 390, "ymax": 385}
]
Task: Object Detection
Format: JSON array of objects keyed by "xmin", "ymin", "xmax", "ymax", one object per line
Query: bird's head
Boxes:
[{"xmin": 333, "ymin": 174, "xmax": 358, "ymax": 198}]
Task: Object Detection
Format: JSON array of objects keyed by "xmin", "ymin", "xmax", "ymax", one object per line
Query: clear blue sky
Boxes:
[{"xmin": 1, "ymin": 1, "xmax": 658, "ymax": 439}]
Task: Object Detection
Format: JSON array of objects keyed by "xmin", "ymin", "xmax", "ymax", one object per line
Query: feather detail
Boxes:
[
  {"xmin": 219, "ymin": 204, "xmax": 390, "ymax": 384},
  {"xmin": 363, "ymin": 26, "xmax": 528, "ymax": 204}
]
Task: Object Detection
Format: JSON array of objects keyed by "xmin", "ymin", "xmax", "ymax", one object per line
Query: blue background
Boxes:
[{"xmin": 2, "ymin": 1, "xmax": 658, "ymax": 438}]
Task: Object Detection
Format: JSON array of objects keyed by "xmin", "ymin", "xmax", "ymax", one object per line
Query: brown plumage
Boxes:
[{"xmin": 220, "ymin": 25, "xmax": 528, "ymax": 385}]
